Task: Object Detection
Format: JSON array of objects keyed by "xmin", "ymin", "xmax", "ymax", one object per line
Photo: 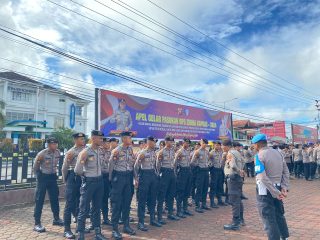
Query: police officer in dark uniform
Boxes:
[
  {"xmin": 174, "ymin": 138, "xmax": 193, "ymax": 218},
  {"xmin": 109, "ymin": 131, "xmax": 136, "ymax": 240},
  {"xmin": 33, "ymin": 137, "xmax": 64, "ymax": 233},
  {"xmin": 222, "ymin": 139, "xmax": 245, "ymax": 231},
  {"xmin": 156, "ymin": 136, "xmax": 180, "ymax": 224},
  {"xmin": 191, "ymin": 139, "xmax": 210, "ymax": 213},
  {"xmin": 252, "ymin": 134, "xmax": 290, "ymax": 240},
  {"xmin": 100, "ymin": 137, "xmax": 112, "ymax": 225},
  {"xmin": 190, "ymin": 142, "xmax": 201, "ymax": 205},
  {"xmin": 62, "ymin": 133, "xmax": 86, "ymax": 239},
  {"xmin": 135, "ymin": 136, "xmax": 162, "ymax": 231},
  {"xmin": 74, "ymin": 130, "xmax": 107, "ymax": 240}
]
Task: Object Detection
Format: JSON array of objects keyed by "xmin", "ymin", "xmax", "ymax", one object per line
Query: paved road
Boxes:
[{"xmin": 0, "ymin": 178, "xmax": 319, "ymax": 240}]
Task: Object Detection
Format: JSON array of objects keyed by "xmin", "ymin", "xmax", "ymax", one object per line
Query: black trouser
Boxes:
[
  {"xmin": 176, "ymin": 167, "xmax": 192, "ymax": 213},
  {"xmin": 157, "ymin": 168, "xmax": 176, "ymax": 218},
  {"xmin": 77, "ymin": 176, "xmax": 103, "ymax": 232},
  {"xmin": 34, "ymin": 172, "xmax": 60, "ymax": 225},
  {"xmin": 209, "ymin": 167, "xmax": 224, "ymax": 201},
  {"xmin": 310, "ymin": 162, "xmax": 317, "ymax": 178},
  {"xmin": 245, "ymin": 162, "xmax": 255, "ymax": 177},
  {"xmin": 111, "ymin": 171, "xmax": 132, "ymax": 229},
  {"xmin": 119, "ymin": 171, "xmax": 134, "ymax": 221},
  {"xmin": 294, "ymin": 160, "xmax": 303, "ymax": 177},
  {"xmin": 63, "ymin": 170, "xmax": 81, "ymax": 229},
  {"xmin": 195, "ymin": 168, "xmax": 209, "ymax": 206},
  {"xmin": 226, "ymin": 174, "xmax": 243, "ymax": 223},
  {"xmin": 137, "ymin": 169, "xmax": 158, "ymax": 223},
  {"xmin": 190, "ymin": 166, "xmax": 197, "ymax": 200},
  {"xmin": 256, "ymin": 188, "xmax": 289, "ymax": 240},
  {"xmin": 286, "ymin": 162, "xmax": 293, "ymax": 174},
  {"xmin": 102, "ymin": 173, "xmax": 111, "ymax": 221},
  {"xmin": 304, "ymin": 162, "xmax": 311, "ymax": 180}
]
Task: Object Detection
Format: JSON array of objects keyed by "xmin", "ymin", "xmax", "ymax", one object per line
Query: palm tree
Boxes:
[{"xmin": 0, "ymin": 100, "xmax": 5, "ymax": 130}]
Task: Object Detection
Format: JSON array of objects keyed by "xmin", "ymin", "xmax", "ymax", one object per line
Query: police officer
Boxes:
[
  {"xmin": 191, "ymin": 139, "xmax": 210, "ymax": 213},
  {"xmin": 174, "ymin": 138, "xmax": 193, "ymax": 218},
  {"xmin": 190, "ymin": 142, "xmax": 200, "ymax": 205},
  {"xmin": 110, "ymin": 99, "xmax": 133, "ymax": 131},
  {"xmin": 100, "ymin": 137, "xmax": 112, "ymax": 225},
  {"xmin": 314, "ymin": 141, "xmax": 320, "ymax": 177},
  {"xmin": 135, "ymin": 136, "xmax": 162, "ymax": 231},
  {"xmin": 62, "ymin": 133, "xmax": 86, "ymax": 239},
  {"xmin": 33, "ymin": 137, "xmax": 64, "ymax": 233},
  {"xmin": 292, "ymin": 144, "xmax": 302, "ymax": 178},
  {"xmin": 109, "ymin": 131, "xmax": 136, "ymax": 240},
  {"xmin": 209, "ymin": 142, "xmax": 226, "ymax": 208},
  {"xmin": 222, "ymin": 139, "xmax": 245, "ymax": 231},
  {"xmin": 74, "ymin": 130, "xmax": 106, "ymax": 240},
  {"xmin": 156, "ymin": 136, "xmax": 180, "ymax": 224},
  {"xmin": 302, "ymin": 144, "xmax": 311, "ymax": 181},
  {"xmin": 252, "ymin": 134, "xmax": 290, "ymax": 240}
]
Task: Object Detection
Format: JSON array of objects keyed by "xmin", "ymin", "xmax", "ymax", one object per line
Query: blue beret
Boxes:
[{"xmin": 252, "ymin": 134, "xmax": 267, "ymax": 144}]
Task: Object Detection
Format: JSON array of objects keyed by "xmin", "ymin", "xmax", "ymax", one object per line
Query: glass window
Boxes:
[
  {"xmin": 54, "ymin": 117, "xmax": 64, "ymax": 129},
  {"xmin": 75, "ymin": 105, "xmax": 83, "ymax": 116},
  {"xmin": 11, "ymin": 91, "xmax": 31, "ymax": 102},
  {"xmin": 6, "ymin": 111, "xmax": 34, "ymax": 122}
]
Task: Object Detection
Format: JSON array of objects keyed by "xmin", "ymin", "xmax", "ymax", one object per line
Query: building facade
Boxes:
[{"xmin": 0, "ymin": 72, "xmax": 90, "ymax": 143}]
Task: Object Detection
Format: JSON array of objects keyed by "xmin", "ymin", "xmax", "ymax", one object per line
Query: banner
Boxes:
[
  {"xmin": 260, "ymin": 121, "xmax": 286, "ymax": 139},
  {"xmin": 98, "ymin": 89, "xmax": 232, "ymax": 140},
  {"xmin": 292, "ymin": 124, "xmax": 318, "ymax": 144}
]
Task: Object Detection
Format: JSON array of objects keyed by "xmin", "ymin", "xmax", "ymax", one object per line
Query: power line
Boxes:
[
  {"xmin": 106, "ymin": 0, "xmax": 317, "ymax": 101},
  {"xmin": 44, "ymin": 0, "xmax": 312, "ymax": 105},
  {"xmin": 144, "ymin": 0, "xmax": 319, "ymax": 99},
  {"xmin": 0, "ymin": 26, "xmax": 284, "ymax": 122}
]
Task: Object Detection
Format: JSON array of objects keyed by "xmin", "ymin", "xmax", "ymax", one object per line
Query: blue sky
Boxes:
[{"xmin": 1, "ymin": 0, "xmax": 320, "ymax": 131}]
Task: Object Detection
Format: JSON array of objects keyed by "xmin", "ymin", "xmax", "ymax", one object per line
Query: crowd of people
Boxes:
[{"xmin": 32, "ymin": 130, "xmax": 313, "ymax": 240}]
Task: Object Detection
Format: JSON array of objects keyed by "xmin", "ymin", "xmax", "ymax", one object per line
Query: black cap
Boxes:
[
  {"xmin": 72, "ymin": 132, "xmax": 85, "ymax": 139},
  {"xmin": 109, "ymin": 138, "xmax": 119, "ymax": 143},
  {"xmin": 47, "ymin": 137, "xmax": 58, "ymax": 144},
  {"xmin": 165, "ymin": 136, "xmax": 174, "ymax": 141},
  {"xmin": 201, "ymin": 138, "xmax": 208, "ymax": 144},
  {"xmin": 103, "ymin": 137, "xmax": 110, "ymax": 142},
  {"xmin": 119, "ymin": 98, "xmax": 126, "ymax": 103},
  {"xmin": 138, "ymin": 140, "xmax": 146, "ymax": 145},
  {"xmin": 222, "ymin": 139, "xmax": 233, "ymax": 146},
  {"xmin": 215, "ymin": 141, "xmax": 221, "ymax": 145},
  {"xmin": 233, "ymin": 141, "xmax": 242, "ymax": 147},
  {"xmin": 159, "ymin": 140, "xmax": 165, "ymax": 146},
  {"xmin": 120, "ymin": 131, "xmax": 132, "ymax": 137},
  {"xmin": 91, "ymin": 130, "xmax": 104, "ymax": 136},
  {"xmin": 183, "ymin": 138, "xmax": 191, "ymax": 144},
  {"xmin": 147, "ymin": 136, "xmax": 158, "ymax": 142},
  {"xmin": 195, "ymin": 142, "xmax": 201, "ymax": 146}
]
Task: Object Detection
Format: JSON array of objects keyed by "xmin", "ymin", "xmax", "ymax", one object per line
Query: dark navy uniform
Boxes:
[
  {"xmin": 253, "ymin": 134, "xmax": 290, "ymax": 240},
  {"xmin": 109, "ymin": 133, "xmax": 136, "ymax": 239},
  {"xmin": 75, "ymin": 130, "xmax": 106, "ymax": 240},
  {"xmin": 33, "ymin": 138, "xmax": 63, "ymax": 233},
  {"xmin": 174, "ymin": 140, "xmax": 193, "ymax": 217},
  {"xmin": 156, "ymin": 141, "xmax": 179, "ymax": 223},
  {"xmin": 191, "ymin": 142, "xmax": 210, "ymax": 212},
  {"xmin": 62, "ymin": 139, "xmax": 85, "ymax": 238},
  {"xmin": 135, "ymin": 136, "xmax": 162, "ymax": 231}
]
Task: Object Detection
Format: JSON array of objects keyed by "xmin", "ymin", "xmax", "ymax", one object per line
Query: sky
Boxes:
[{"xmin": 0, "ymin": 0, "xmax": 320, "ymax": 133}]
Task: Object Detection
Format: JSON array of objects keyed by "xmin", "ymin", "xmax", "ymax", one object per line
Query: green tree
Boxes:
[
  {"xmin": 0, "ymin": 100, "xmax": 5, "ymax": 130},
  {"xmin": 51, "ymin": 127, "xmax": 77, "ymax": 151}
]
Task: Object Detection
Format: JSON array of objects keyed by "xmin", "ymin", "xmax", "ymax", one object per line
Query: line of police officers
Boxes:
[{"xmin": 32, "ymin": 130, "xmax": 294, "ymax": 239}]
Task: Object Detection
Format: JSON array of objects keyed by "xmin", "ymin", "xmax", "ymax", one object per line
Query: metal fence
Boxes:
[{"xmin": 0, "ymin": 150, "xmax": 64, "ymax": 191}]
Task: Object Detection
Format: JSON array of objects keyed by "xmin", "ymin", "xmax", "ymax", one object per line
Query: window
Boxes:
[
  {"xmin": 54, "ymin": 117, "xmax": 64, "ymax": 129},
  {"xmin": 59, "ymin": 99, "xmax": 66, "ymax": 102},
  {"xmin": 75, "ymin": 105, "xmax": 83, "ymax": 116},
  {"xmin": 11, "ymin": 91, "xmax": 32, "ymax": 102},
  {"xmin": 6, "ymin": 112, "xmax": 34, "ymax": 122}
]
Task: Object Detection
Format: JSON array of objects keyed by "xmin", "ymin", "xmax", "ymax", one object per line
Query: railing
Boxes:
[{"xmin": 0, "ymin": 150, "xmax": 64, "ymax": 191}]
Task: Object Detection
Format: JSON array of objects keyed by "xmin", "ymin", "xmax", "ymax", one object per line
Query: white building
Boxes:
[{"xmin": 0, "ymin": 71, "xmax": 90, "ymax": 142}]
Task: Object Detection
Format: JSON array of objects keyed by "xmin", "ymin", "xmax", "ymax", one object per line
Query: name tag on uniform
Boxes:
[{"xmin": 257, "ymin": 180, "xmax": 267, "ymax": 195}]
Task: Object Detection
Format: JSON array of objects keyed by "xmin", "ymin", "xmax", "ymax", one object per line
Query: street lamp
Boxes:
[{"xmin": 315, "ymin": 100, "xmax": 320, "ymax": 138}]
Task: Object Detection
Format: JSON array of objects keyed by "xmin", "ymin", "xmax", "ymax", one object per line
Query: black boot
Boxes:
[
  {"xmin": 112, "ymin": 224, "xmax": 122, "ymax": 240},
  {"xmin": 33, "ymin": 223, "xmax": 46, "ymax": 233},
  {"xmin": 225, "ymin": 196, "xmax": 230, "ymax": 205},
  {"xmin": 183, "ymin": 209, "xmax": 194, "ymax": 216},
  {"xmin": 195, "ymin": 203, "xmax": 204, "ymax": 213},
  {"xmin": 168, "ymin": 213, "xmax": 180, "ymax": 221},
  {"xmin": 64, "ymin": 228, "xmax": 76, "ymax": 239},
  {"xmin": 53, "ymin": 217, "xmax": 64, "ymax": 226},
  {"xmin": 76, "ymin": 232, "xmax": 85, "ymax": 240},
  {"xmin": 123, "ymin": 220, "xmax": 136, "ymax": 235},
  {"xmin": 137, "ymin": 222, "xmax": 148, "ymax": 231},
  {"xmin": 158, "ymin": 213, "xmax": 167, "ymax": 225},
  {"xmin": 150, "ymin": 214, "xmax": 162, "ymax": 227},
  {"xmin": 210, "ymin": 199, "xmax": 219, "ymax": 209},
  {"xmin": 201, "ymin": 203, "xmax": 211, "ymax": 210},
  {"xmin": 217, "ymin": 196, "xmax": 227, "ymax": 206},
  {"xmin": 94, "ymin": 227, "xmax": 107, "ymax": 240},
  {"xmin": 176, "ymin": 202, "xmax": 186, "ymax": 218},
  {"xmin": 102, "ymin": 217, "xmax": 112, "ymax": 226},
  {"xmin": 241, "ymin": 193, "xmax": 248, "ymax": 200},
  {"xmin": 223, "ymin": 222, "xmax": 240, "ymax": 231}
]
